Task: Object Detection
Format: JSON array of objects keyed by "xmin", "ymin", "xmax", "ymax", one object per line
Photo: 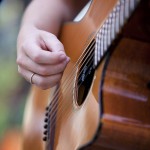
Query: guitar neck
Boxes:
[{"xmin": 94, "ymin": 0, "xmax": 140, "ymax": 68}]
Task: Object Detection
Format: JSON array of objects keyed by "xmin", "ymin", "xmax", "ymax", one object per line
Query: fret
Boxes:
[
  {"xmin": 130, "ymin": 0, "xmax": 135, "ymax": 11},
  {"xmin": 97, "ymin": 31, "xmax": 101, "ymax": 62},
  {"xmin": 125, "ymin": 0, "xmax": 130, "ymax": 18},
  {"xmin": 111, "ymin": 11, "xmax": 116, "ymax": 40},
  {"xmin": 100, "ymin": 29, "xmax": 104, "ymax": 58},
  {"xmin": 107, "ymin": 17, "xmax": 112, "ymax": 46},
  {"xmin": 120, "ymin": 0, "xmax": 125, "ymax": 26},
  {"xmin": 104, "ymin": 23, "xmax": 108, "ymax": 52},
  {"xmin": 94, "ymin": 0, "xmax": 140, "ymax": 68},
  {"xmin": 115, "ymin": 4, "xmax": 121, "ymax": 34},
  {"xmin": 95, "ymin": 33, "xmax": 99, "ymax": 66}
]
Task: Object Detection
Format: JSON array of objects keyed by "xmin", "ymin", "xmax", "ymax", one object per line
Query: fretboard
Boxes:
[{"xmin": 94, "ymin": 0, "xmax": 140, "ymax": 68}]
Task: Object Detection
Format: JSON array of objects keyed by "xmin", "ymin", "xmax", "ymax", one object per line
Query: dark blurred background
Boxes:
[{"xmin": 0, "ymin": 0, "xmax": 30, "ymax": 149}]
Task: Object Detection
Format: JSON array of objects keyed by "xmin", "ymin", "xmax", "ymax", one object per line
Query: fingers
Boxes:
[
  {"xmin": 18, "ymin": 66, "xmax": 62, "ymax": 89},
  {"xmin": 17, "ymin": 29, "xmax": 69, "ymax": 89},
  {"xmin": 17, "ymin": 54, "xmax": 69, "ymax": 76},
  {"xmin": 21, "ymin": 42, "xmax": 69, "ymax": 65},
  {"xmin": 40, "ymin": 31, "xmax": 65, "ymax": 53},
  {"xmin": 21, "ymin": 31, "xmax": 68, "ymax": 64}
]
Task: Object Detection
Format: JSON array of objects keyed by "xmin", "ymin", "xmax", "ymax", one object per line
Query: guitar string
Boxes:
[
  {"xmin": 46, "ymin": 40, "xmax": 95, "ymax": 113},
  {"xmin": 45, "ymin": 40, "xmax": 96, "ymax": 140},
  {"xmin": 46, "ymin": 4, "xmax": 137, "ymax": 148},
  {"xmin": 45, "ymin": 0, "xmax": 123, "ymax": 116},
  {"xmin": 47, "ymin": 0, "xmax": 139, "ymax": 120},
  {"xmin": 46, "ymin": 43, "xmax": 95, "ymax": 122},
  {"xmin": 45, "ymin": 3, "xmax": 120, "ymax": 148},
  {"xmin": 47, "ymin": 43, "xmax": 95, "ymax": 120},
  {"xmin": 46, "ymin": 45, "xmax": 95, "ymax": 142},
  {"xmin": 47, "ymin": 51, "xmax": 95, "ymax": 140},
  {"xmin": 46, "ymin": 0, "xmax": 120, "ymax": 127},
  {"xmin": 49, "ymin": 0, "xmax": 141, "ymax": 145},
  {"xmin": 45, "ymin": 0, "xmax": 120, "ymax": 140},
  {"xmin": 45, "ymin": 0, "xmax": 119, "ymax": 120},
  {"xmin": 50, "ymin": 47, "xmax": 95, "ymax": 119},
  {"xmin": 46, "ymin": 4, "xmax": 119, "ymax": 143},
  {"xmin": 45, "ymin": 41, "xmax": 95, "ymax": 141},
  {"xmin": 45, "ymin": 0, "xmax": 138, "ymax": 142},
  {"xmin": 61, "ymin": 1, "xmax": 141, "ymax": 145},
  {"xmin": 45, "ymin": 0, "xmax": 121, "ymax": 119}
]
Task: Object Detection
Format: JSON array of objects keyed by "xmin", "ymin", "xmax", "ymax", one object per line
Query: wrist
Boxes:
[{"xmin": 17, "ymin": 24, "xmax": 38, "ymax": 48}]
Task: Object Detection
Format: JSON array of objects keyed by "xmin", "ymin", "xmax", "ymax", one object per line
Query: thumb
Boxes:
[{"xmin": 41, "ymin": 31, "xmax": 66, "ymax": 54}]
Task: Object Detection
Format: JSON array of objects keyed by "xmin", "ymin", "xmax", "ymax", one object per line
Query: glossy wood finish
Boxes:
[
  {"xmin": 49, "ymin": 0, "xmax": 118, "ymax": 149},
  {"xmin": 22, "ymin": 86, "xmax": 50, "ymax": 150},
  {"xmin": 103, "ymin": 39, "xmax": 150, "ymax": 126},
  {"xmin": 60, "ymin": 0, "xmax": 118, "ymax": 61},
  {"xmin": 122, "ymin": 0, "xmax": 150, "ymax": 43},
  {"xmin": 22, "ymin": 0, "xmax": 150, "ymax": 150},
  {"xmin": 84, "ymin": 38, "xmax": 150, "ymax": 150}
]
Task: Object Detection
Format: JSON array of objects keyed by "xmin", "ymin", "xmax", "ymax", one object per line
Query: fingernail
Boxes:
[{"xmin": 66, "ymin": 57, "xmax": 70, "ymax": 62}]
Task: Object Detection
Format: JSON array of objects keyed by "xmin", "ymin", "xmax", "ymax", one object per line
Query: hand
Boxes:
[{"xmin": 17, "ymin": 27, "xmax": 70, "ymax": 89}]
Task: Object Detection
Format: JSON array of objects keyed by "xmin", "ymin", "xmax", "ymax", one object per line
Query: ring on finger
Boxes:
[{"xmin": 30, "ymin": 73, "xmax": 36, "ymax": 84}]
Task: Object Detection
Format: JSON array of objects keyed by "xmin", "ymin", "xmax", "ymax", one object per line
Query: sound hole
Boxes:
[
  {"xmin": 147, "ymin": 82, "xmax": 150, "ymax": 89},
  {"xmin": 76, "ymin": 40, "xmax": 95, "ymax": 106}
]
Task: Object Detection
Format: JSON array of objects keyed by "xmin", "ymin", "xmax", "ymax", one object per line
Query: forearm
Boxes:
[
  {"xmin": 21, "ymin": 0, "xmax": 71, "ymax": 35},
  {"xmin": 20, "ymin": 0, "xmax": 89, "ymax": 34}
]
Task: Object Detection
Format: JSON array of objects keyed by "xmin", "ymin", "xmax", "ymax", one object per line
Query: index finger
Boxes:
[{"xmin": 25, "ymin": 43, "xmax": 68, "ymax": 64}]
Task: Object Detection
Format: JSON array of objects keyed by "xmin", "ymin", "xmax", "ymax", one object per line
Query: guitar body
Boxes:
[
  {"xmin": 22, "ymin": 0, "xmax": 150, "ymax": 150},
  {"xmin": 45, "ymin": 1, "xmax": 117, "ymax": 149},
  {"xmin": 84, "ymin": 38, "xmax": 150, "ymax": 150}
]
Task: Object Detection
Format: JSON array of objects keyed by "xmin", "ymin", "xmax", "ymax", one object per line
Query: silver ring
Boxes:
[{"xmin": 30, "ymin": 73, "xmax": 35, "ymax": 84}]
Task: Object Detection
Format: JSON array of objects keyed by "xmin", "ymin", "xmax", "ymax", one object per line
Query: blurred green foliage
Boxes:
[{"xmin": 0, "ymin": 0, "xmax": 29, "ymax": 139}]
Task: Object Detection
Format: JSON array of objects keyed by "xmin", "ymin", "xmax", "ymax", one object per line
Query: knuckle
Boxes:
[
  {"xmin": 43, "ymin": 32, "xmax": 56, "ymax": 40},
  {"xmin": 38, "ymin": 78, "xmax": 45, "ymax": 85},
  {"xmin": 55, "ymin": 42, "xmax": 64, "ymax": 50},
  {"xmin": 39, "ymin": 67, "xmax": 48, "ymax": 76},
  {"xmin": 32, "ymin": 53, "xmax": 41, "ymax": 63},
  {"xmin": 16, "ymin": 56, "xmax": 24, "ymax": 66}
]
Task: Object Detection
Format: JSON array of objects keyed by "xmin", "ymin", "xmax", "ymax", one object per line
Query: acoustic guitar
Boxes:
[{"xmin": 22, "ymin": 0, "xmax": 150, "ymax": 150}]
